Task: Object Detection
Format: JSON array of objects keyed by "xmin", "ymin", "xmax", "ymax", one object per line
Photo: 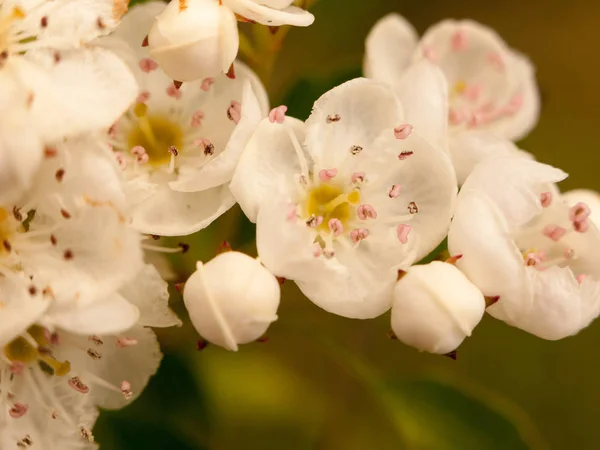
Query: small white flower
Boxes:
[
  {"xmin": 222, "ymin": 0, "xmax": 314, "ymax": 27},
  {"xmin": 183, "ymin": 251, "xmax": 280, "ymax": 351},
  {"xmin": 391, "ymin": 261, "xmax": 485, "ymax": 354},
  {"xmin": 365, "ymin": 15, "xmax": 539, "ymax": 183},
  {"xmin": 231, "ymin": 78, "xmax": 457, "ymax": 319},
  {"xmin": 0, "ymin": 0, "xmax": 137, "ymax": 198},
  {"xmin": 106, "ymin": 2, "xmax": 269, "ymax": 236},
  {"xmin": 448, "ymin": 156, "xmax": 600, "ymax": 339},
  {"xmin": 147, "ymin": 0, "xmax": 239, "ymax": 82}
]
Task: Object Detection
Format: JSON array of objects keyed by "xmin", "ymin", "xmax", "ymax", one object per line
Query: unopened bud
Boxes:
[
  {"xmin": 148, "ymin": 0, "xmax": 239, "ymax": 82},
  {"xmin": 391, "ymin": 261, "xmax": 485, "ymax": 355},
  {"xmin": 183, "ymin": 252, "xmax": 280, "ymax": 351}
]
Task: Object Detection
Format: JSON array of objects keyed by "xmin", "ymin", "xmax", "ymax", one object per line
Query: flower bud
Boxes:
[
  {"xmin": 148, "ymin": 0, "xmax": 239, "ymax": 82},
  {"xmin": 183, "ymin": 252, "xmax": 280, "ymax": 351},
  {"xmin": 391, "ymin": 261, "xmax": 485, "ymax": 354}
]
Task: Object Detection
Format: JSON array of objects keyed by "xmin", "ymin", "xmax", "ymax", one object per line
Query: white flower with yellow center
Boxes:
[
  {"xmin": 449, "ymin": 156, "xmax": 600, "ymax": 339},
  {"xmin": 106, "ymin": 2, "xmax": 269, "ymax": 236},
  {"xmin": 0, "ymin": 0, "xmax": 137, "ymax": 199},
  {"xmin": 365, "ymin": 15, "xmax": 539, "ymax": 183},
  {"xmin": 231, "ymin": 78, "xmax": 457, "ymax": 319}
]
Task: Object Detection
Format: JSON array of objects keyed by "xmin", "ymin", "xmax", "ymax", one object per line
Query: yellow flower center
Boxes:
[
  {"xmin": 304, "ymin": 183, "xmax": 360, "ymax": 232},
  {"xmin": 127, "ymin": 103, "xmax": 183, "ymax": 167}
]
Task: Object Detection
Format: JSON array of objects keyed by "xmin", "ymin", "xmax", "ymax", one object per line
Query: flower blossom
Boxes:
[
  {"xmin": 448, "ymin": 156, "xmax": 600, "ymax": 339},
  {"xmin": 106, "ymin": 2, "xmax": 269, "ymax": 236},
  {"xmin": 365, "ymin": 15, "xmax": 539, "ymax": 183},
  {"xmin": 0, "ymin": 0, "xmax": 137, "ymax": 199},
  {"xmin": 231, "ymin": 78, "xmax": 456, "ymax": 319}
]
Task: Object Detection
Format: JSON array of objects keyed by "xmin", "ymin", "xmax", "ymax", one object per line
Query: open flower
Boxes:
[
  {"xmin": 106, "ymin": 2, "xmax": 269, "ymax": 236},
  {"xmin": 365, "ymin": 15, "xmax": 539, "ymax": 183},
  {"xmin": 448, "ymin": 156, "xmax": 600, "ymax": 339},
  {"xmin": 392, "ymin": 261, "xmax": 485, "ymax": 354},
  {"xmin": 231, "ymin": 78, "xmax": 456, "ymax": 318},
  {"xmin": 222, "ymin": 0, "xmax": 315, "ymax": 27},
  {"xmin": 0, "ymin": 0, "xmax": 137, "ymax": 197}
]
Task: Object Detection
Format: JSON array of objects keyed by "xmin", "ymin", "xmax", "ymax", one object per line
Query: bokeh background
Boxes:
[{"xmin": 95, "ymin": 1, "xmax": 600, "ymax": 449}]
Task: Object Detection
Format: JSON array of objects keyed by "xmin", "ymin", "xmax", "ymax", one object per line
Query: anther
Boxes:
[
  {"xmin": 323, "ymin": 249, "xmax": 335, "ymax": 259},
  {"xmin": 407, "ymin": 201, "xmax": 419, "ymax": 214},
  {"xmin": 227, "ymin": 101, "xmax": 242, "ymax": 124},
  {"xmin": 139, "ymin": 58, "xmax": 159, "ymax": 73},
  {"xmin": 178, "ymin": 242, "xmax": 190, "ymax": 253},
  {"xmin": 115, "ymin": 152, "xmax": 128, "ymax": 170},
  {"xmin": 60, "ymin": 208, "xmax": 71, "ymax": 219},
  {"xmin": 63, "ymin": 249, "xmax": 73, "ymax": 260},
  {"xmin": 201, "ymin": 78, "xmax": 215, "ymax": 91},
  {"xmin": 574, "ymin": 219, "xmax": 590, "ymax": 233},
  {"xmin": 542, "ymin": 224, "xmax": 567, "ymax": 242},
  {"xmin": 80, "ymin": 428, "xmax": 95, "ymax": 443},
  {"xmin": 9, "ymin": 403, "xmax": 28, "ymax": 419},
  {"xmin": 328, "ymin": 219, "xmax": 344, "ymax": 237},
  {"xmin": 305, "ymin": 215, "xmax": 323, "ymax": 228},
  {"xmin": 12, "ymin": 206, "xmax": 23, "ymax": 221},
  {"xmin": 394, "ymin": 124, "xmax": 413, "ymax": 140},
  {"xmin": 326, "ymin": 114, "xmax": 341, "ymax": 123},
  {"xmin": 55, "ymin": 169, "xmax": 65, "ymax": 182},
  {"xmin": 191, "ymin": 110, "xmax": 204, "ymax": 127},
  {"xmin": 319, "ymin": 168, "xmax": 338, "ymax": 182},
  {"xmin": 396, "ymin": 224, "xmax": 411, "ymax": 244},
  {"xmin": 349, "ymin": 145, "xmax": 363, "ymax": 155},
  {"xmin": 40, "ymin": 16, "xmax": 48, "ymax": 27},
  {"xmin": 357, "ymin": 204, "xmax": 377, "ymax": 220},
  {"xmin": 120, "ymin": 381, "xmax": 133, "ymax": 400},
  {"xmin": 269, "ymin": 105, "xmax": 287, "ymax": 124},
  {"xmin": 116, "ymin": 337, "xmax": 139, "ymax": 348},
  {"xmin": 388, "ymin": 184, "xmax": 402, "ymax": 198},
  {"xmin": 89, "ymin": 335, "xmax": 103, "ymax": 346},
  {"xmin": 351, "ymin": 172, "xmax": 365, "ymax": 184},
  {"xmin": 540, "ymin": 192, "xmax": 552, "ymax": 208},
  {"xmin": 168, "ymin": 146, "xmax": 179, "ymax": 156},
  {"xmin": 166, "ymin": 85, "xmax": 182, "ymax": 99},
  {"xmin": 28, "ymin": 285, "xmax": 37, "ymax": 296},
  {"xmin": 398, "ymin": 150, "xmax": 414, "ymax": 160},
  {"xmin": 569, "ymin": 202, "xmax": 591, "ymax": 223},
  {"xmin": 68, "ymin": 376, "xmax": 89, "ymax": 394},
  {"xmin": 350, "ymin": 228, "xmax": 369, "ymax": 244},
  {"xmin": 86, "ymin": 349, "xmax": 102, "ymax": 360}
]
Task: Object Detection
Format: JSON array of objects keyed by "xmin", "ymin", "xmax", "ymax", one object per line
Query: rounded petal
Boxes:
[
  {"xmin": 223, "ymin": 0, "xmax": 314, "ymax": 26},
  {"xmin": 130, "ymin": 184, "xmax": 236, "ymax": 236},
  {"xmin": 393, "ymin": 60, "xmax": 449, "ymax": 151},
  {"xmin": 304, "ymin": 78, "xmax": 404, "ymax": 170},
  {"xmin": 230, "ymin": 117, "xmax": 306, "ymax": 222},
  {"xmin": 364, "ymin": 13, "xmax": 418, "ymax": 82}
]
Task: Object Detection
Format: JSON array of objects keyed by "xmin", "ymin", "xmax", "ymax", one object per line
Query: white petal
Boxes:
[
  {"xmin": 44, "ymin": 295, "xmax": 140, "ymax": 335},
  {"xmin": 460, "ymin": 156, "xmax": 567, "ymax": 228},
  {"xmin": 448, "ymin": 190, "xmax": 531, "ymax": 323},
  {"xmin": 53, "ymin": 325, "xmax": 161, "ymax": 409},
  {"xmin": 449, "ymin": 132, "xmax": 533, "ymax": 185},
  {"xmin": 256, "ymin": 195, "xmax": 397, "ymax": 319},
  {"xmin": 393, "ymin": 60, "xmax": 449, "ymax": 151},
  {"xmin": 170, "ymin": 66, "xmax": 268, "ymax": 192},
  {"xmin": 230, "ymin": 117, "xmax": 306, "ymax": 222},
  {"xmin": 364, "ymin": 13, "xmax": 418, "ymax": 82},
  {"xmin": 223, "ymin": 0, "xmax": 314, "ymax": 26},
  {"xmin": 25, "ymin": 47, "xmax": 137, "ymax": 142},
  {"xmin": 120, "ymin": 264, "xmax": 182, "ymax": 328},
  {"xmin": 562, "ymin": 189, "xmax": 600, "ymax": 228},
  {"xmin": 130, "ymin": 183, "xmax": 235, "ymax": 236},
  {"xmin": 304, "ymin": 78, "xmax": 404, "ymax": 170}
]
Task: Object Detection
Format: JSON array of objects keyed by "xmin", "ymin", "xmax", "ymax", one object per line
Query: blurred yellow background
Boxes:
[{"xmin": 95, "ymin": 1, "xmax": 600, "ymax": 449}]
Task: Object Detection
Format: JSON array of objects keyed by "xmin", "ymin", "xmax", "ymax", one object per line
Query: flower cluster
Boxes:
[{"xmin": 1, "ymin": 0, "xmax": 599, "ymax": 447}]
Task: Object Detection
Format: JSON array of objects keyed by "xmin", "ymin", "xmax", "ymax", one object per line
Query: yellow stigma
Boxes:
[
  {"xmin": 304, "ymin": 184, "xmax": 360, "ymax": 232},
  {"xmin": 127, "ymin": 113, "xmax": 183, "ymax": 167}
]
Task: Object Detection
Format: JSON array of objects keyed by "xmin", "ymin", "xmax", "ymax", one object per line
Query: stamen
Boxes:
[
  {"xmin": 398, "ymin": 150, "xmax": 414, "ymax": 160},
  {"xmin": 388, "ymin": 184, "xmax": 402, "ymax": 198},
  {"xmin": 328, "ymin": 219, "xmax": 344, "ymax": 237},
  {"xmin": 357, "ymin": 204, "xmax": 377, "ymax": 220},
  {"xmin": 542, "ymin": 224, "xmax": 567, "ymax": 242},
  {"xmin": 349, "ymin": 145, "xmax": 363, "ymax": 155},
  {"xmin": 350, "ymin": 228, "xmax": 369, "ymax": 244},
  {"xmin": 305, "ymin": 215, "xmax": 323, "ymax": 228},
  {"xmin": 227, "ymin": 101, "xmax": 242, "ymax": 124},
  {"xmin": 86, "ymin": 349, "xmax": 102, "ymax": 360},
  {"xmin": 351, "ymin": 172, "xmax": 365, "ymax": 184},
  {"xmin": 9, "ymin": 402, "xmax": 28, "ymax": 418},
  {"xmin": 191, "ymin": 110, "xmax": 204, "ymax": 127},
  {"xmin": 114, "ymin": 152, "xmax": 128, "ymax": 170},
  {"xmin": 326, "ymin": 114, "xmax": 341, "ymax": 123},
  {"xmin": 116, "ymin": 337, "xmax": 139, "ymax": 348},
  {"xmin": 407, "ymin": 202, "xmax": 419, "ymax": 214},
  {"xmin": 201, "ymin": 78, "xmax": 215, "ymax": 91},
  {"xmin": 120, "ymin": 381, "xmax": 133, "ymax": 400},
  {"xmin": 394, "ymin": 124, "xmax": 413, "ymax": 140},
  {"xmin": 139, "ymin": 58, "xmax": 158, "ymax": 73},
  {"xmin": 540, "ymin": 192, "xmax": 552, "ymax": 208},
  {"xmin": 194, "ymin": 138, "xmax": 215, "ymax": 156},
  {"xmin": 68, "ymin": 376, "xmax": 89, "ymax": 394},
  {"xmin": 396, "ymin": 224, "xmax": 411, "ymax": 244},
  {"xmin": 569, "ymin": 202, "xmax": 591, "ymax": 223},
  {"xmin": 80, "ymin": 428, "xmax": 95, "ymax": 443},
  {"xmin": 319, "ymin": 168, "xmax": 338, "ymax": 182},
  {"xmin": 131, "ymin": 145, "xmax": 149, "ymax": 164},
  {"xmin": 166, "ymin": 85, "xmax": 182, "ymax": 99},
  {"xmin": 268, "ymin": 105, "xmax": 287, "ymax": 124},
  {"xmin": 88, "ymin": 335, "xmax": 103, "ymax": 346},
  {"xmin": 574, "ymin": 219, "xmax": 590, "ymax": 233}
]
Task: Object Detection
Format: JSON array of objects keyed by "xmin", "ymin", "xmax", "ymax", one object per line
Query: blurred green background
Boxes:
[{"xmin": 95, "ymin": 1, "xmax": 600, "ymax": 449}]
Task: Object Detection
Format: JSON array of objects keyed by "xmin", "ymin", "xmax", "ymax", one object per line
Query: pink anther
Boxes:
[
  {"xmin": 394, "ymin": 124, "xmax": 413, "ymax": 140},
  {"xmin": 319, "ymin": 168, "xmax": 338, "ymax": 182},
  {"xmin": 268, "ymin": 105, "xmax": 287, "ymax": 124}
]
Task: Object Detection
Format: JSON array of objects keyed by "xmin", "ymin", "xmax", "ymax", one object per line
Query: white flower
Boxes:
[
  {"xmin": 391, "ymin": 261, "xmax": 485, "ymax": 354},
  {"xmin": 0, "ymin": 263, "xmax": 181, "ymax": 449},
  {"xmin": 183, "ymin": 251, "xmax": 280, "ymax": 351},
  {"xmin": 147, "ymin": 0, "xmax": 239, "ymax": 82},
  {"xmin": 0, "ymin": 137, "xmax": 144, "ymax": 349},
  {"xmin": 222, "ymin": 0, "xmax": 314, "ymax": 27},
  {"xmin": 106, "ymin": 2, "xmax": 269, "ymax": 236},
  {"xmin": 365, "ymin": 15, "xmax": 539, "ymax": 183},
  {"xmin": 0, "ymin": 0, "xmax": 137, "ymax": 196},
  {"xmin": 231, "ymin": 78, "xmax": 457, "ymax": 319},
  {"xmin": 448, "ymin": 156, "xmax": 600, "ymax": 339}
]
